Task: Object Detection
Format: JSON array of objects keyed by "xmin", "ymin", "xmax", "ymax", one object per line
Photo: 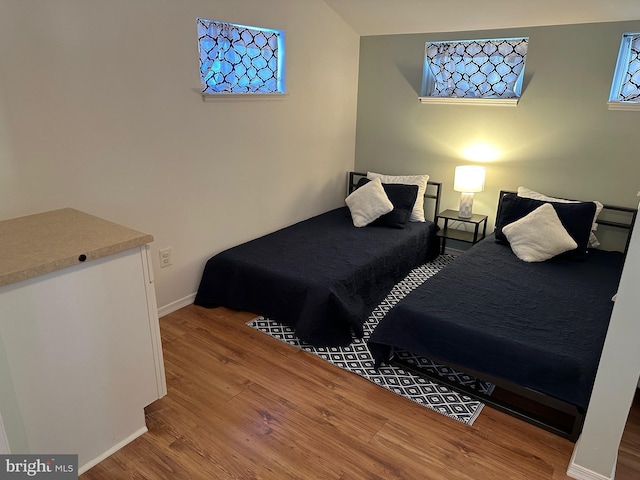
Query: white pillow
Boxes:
[
  {"xmin": 517, "ymin": 186, "xmax": 603, "ymax": 247},
  {"xmin": 345, "ymin": 177, "xmax": 394, "ymax": 227},
  {"xmin": 503, "ymin": 203, "xmax": 578, "ymax": 262},
  {"xmin": 367, "ymin": 171, "xmax": 430, "ymax": 222}
]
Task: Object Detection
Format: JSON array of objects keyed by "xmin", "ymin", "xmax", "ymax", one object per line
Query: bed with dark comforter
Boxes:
[
  {"xmin": 194, "ymin": 173, "xmax": 440, "ymax": 346},
  {"xmin": 369, "ymin": 236, "xmax": 624, "ymax": 409},
  {"xmin": 368, "ymin": 191, "xmax": 636, "ymax": 440}
]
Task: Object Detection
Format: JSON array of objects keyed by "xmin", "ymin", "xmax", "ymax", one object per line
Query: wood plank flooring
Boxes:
[{"xmin": 80, "ymin": 305, "xmax": 640, "ymax": 479}]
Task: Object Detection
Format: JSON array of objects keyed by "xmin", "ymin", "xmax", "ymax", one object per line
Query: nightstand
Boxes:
[{"xmin": 436, "ymin": 209, "xmax": 488, "ymax": 254}]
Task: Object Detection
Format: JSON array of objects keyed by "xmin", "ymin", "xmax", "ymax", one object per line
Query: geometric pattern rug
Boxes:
[{"xmin": 247, "ymin": 254, "xmax": 493, "ymax": 426}]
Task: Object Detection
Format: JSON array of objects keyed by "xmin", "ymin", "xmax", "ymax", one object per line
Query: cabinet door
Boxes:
[{"xmin": 0, "ymin": 247, "xmax": 160, "ymax": 468}]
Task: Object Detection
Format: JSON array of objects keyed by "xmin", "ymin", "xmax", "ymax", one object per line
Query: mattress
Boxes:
[
  {"xmin": 368, "ymin": 235, "xmax": 624, "ymax": 408},
  {"xmin": 195, "ymin": 206, "xmax": 439, "ymax": 346}
]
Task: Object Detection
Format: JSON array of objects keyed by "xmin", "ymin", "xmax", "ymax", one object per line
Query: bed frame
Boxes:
[
  {"xmin": 388, "ymin": 191, "xmax": 637, "ymax": 441},
  {"xmin": 348, "ymin": 172, "xmax": 442, "ymax": 222},
  {"xmin": 495, "ymin": 190, "xmax": 638, "ymax": 254},
  {"xmin": 195, "ymin": 171, "xmax": 443, "ymax": 347}
]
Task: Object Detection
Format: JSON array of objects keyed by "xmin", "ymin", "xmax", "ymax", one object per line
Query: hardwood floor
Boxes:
[{"xmin": 81, "ymin": 305, "xmax": 640, "ymax": 479}]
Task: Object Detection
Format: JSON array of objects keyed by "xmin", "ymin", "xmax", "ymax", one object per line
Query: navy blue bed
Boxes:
[
  {"xmin": 194, "ymin": 206, "xmax": 439, "ymax": 346},
  {"xmin": 367, "ymin": 190, "xmax": 637, "ymax": 441},
  {"xmin": 368, "ymin": 236, "xmax": 625, "ymax": 411}
]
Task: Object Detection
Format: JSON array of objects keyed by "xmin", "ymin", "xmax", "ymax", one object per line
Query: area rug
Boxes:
[{"xmin": 247, "ymin": 255, "xmax": 493, "ymax": 425}]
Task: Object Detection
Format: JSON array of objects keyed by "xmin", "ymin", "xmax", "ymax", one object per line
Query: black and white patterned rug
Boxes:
[{"xmin": 247, "ymin": 255, "xmax": 493, "ymax": 425}]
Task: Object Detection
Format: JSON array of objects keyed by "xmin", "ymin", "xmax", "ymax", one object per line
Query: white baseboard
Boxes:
[
  {"xmin": 566, "ymin": 464, "xmax": 612, "ymax": 480},
  {"xmin": 78, "ymin": 426, "xmax": 148, "ymax": 475},
  {"xmin": 157, "ymin": 293, "xmax": 196, "ymax": 318},
  {"xmin": 567, "ymin": 437, "xmax": 616, "ymax": 480}
]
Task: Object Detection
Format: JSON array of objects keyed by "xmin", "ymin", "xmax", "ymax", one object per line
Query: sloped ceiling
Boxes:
[{"xmin": 323, "ymin": 0, "xmax": 640, "ymax": 36}]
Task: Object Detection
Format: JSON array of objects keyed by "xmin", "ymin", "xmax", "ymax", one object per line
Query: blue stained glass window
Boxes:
[
  {"xmin": 197, "ymin": 18, "xmax": 285, "ymax": 94},
  {"xmin": 609, "ymin": 33, "xmax": 640, "ymax": 105},
  {"xmin": 422, "ymin": 37, "xmax": 528, "ymax": 100}
]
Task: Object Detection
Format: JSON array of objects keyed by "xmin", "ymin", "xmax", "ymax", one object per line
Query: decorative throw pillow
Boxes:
[
  {"xmin": 495, "ymin": 193, "xmax": 596, "ymax": 258},
  {"xmin": 345, "ymin": 177, "xmax": 394, "ymax": 227},
  {"xmin": 356, "ymin": 178, "xmax": 419, "ymax": 228},
  {"xmin": 503, "ymin": 203, "xmax": 578, "ymax": 262},
  {"xmin": 366, "ymin": 172, "xmax": 429, "ymax": 222},
  {"xmin": 517, "ymin": 186, "xmax": 604, "ymax": 247}
]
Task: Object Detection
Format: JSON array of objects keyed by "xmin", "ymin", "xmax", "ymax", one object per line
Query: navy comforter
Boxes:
[
  {"xmin": 368, "ymin": 236, "xmax": 624, "ymax": 409},
  {"xmin": 195, "ymin": 207, "xmax": 439, "ymax": 346}
]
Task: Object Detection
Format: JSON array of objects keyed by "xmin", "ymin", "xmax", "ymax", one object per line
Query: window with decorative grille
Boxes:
[
  {"xmin": 420, "ymin": 37, "xmax": 528, "ymax": 105},
  {"xmin": 196, "ymin": 18, "xmax": 285, "ymax": 94},
  {"xmin": 609, "ymin": 33, "xmax": 640, "ymax": 110}
]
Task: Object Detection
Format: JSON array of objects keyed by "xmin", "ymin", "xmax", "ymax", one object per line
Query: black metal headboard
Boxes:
[
  {"xmin": 348, "ymin": 171, "xmax": 442, "ymax": 222},
  {"xmin": 497, "ymin": 190, "xmax": 637, "ymax": 254}
]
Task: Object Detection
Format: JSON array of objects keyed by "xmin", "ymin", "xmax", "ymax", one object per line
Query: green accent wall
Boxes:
[{"xmin": 355, "ymin": 21, "xmax": 640, "ymax": 237}]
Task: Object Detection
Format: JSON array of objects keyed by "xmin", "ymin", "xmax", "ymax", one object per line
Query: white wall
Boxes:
[
  {"xmin": 0, "ymin": 413, "xmax": 9, "ymax": 454},
  {"xmin": 0, "ymin": 0, "xmax": 360, "ymax": 310},
  {"xmin": 568, "ymin": 198, "xmax": 640, "ymax": 479}
]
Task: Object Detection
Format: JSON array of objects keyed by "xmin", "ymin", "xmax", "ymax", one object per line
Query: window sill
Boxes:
[
  {"xmin": 201, "ymin": 92, "xmax": 288, "ymax": 102},
  {"xmin": 418, "ymin": 96, "xmax": 519, "ymax": 107},
  {"xmin": 608, "ymin": 101, "xmax": 640, "ymax": 111}
]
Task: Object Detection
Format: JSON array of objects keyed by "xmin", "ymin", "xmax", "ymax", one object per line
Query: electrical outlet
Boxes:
[{"xmin": 159, "ymin": 247, "xmax": 172, "ymax": 268}]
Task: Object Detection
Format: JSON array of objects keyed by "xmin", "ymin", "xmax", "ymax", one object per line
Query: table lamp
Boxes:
[{"xmin": 454, "ymin": 165, "xmax": 486, "ymax": 218}]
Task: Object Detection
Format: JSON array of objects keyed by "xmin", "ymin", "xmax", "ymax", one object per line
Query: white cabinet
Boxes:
[{"xmin": 0, "ymin": 209, "xmax": 166, "ymax": 474}]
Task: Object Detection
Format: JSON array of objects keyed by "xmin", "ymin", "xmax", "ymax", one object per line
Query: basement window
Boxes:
[
  {"xmin": 608, "ymin": 33, "xmax": 640, "ymax": 111},
  {"xmin": 420, "ymin": 37, "xmax": 528, "ymax": 106},
  {"xmin": 196, "ymin": 18, "xmax": 285, "ymax": 95}
]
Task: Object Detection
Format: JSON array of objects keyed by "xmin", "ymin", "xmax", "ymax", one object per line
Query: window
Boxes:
[
  {"xmin": 196, "ymin": 18, "xmax": 285, "ymax": 95},
  {"xmin": 420, "ymin": 37, "xmax": 528, "ymax": 106},
  {"xmin": 608, "ymin": 33, "xmax": 640, "ymax": 110}
]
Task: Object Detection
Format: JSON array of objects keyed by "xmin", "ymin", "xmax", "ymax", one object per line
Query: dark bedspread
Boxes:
[
  {"xmin": 368, "ymin": 235, "xmax": 624, "ymax": 408},
  {"xmin": 195, "ymin": 207, "xmax": 439, "ymax": 346}
]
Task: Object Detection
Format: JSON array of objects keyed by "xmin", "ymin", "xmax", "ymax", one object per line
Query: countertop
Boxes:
[{"xmin": 0, "ymin": 208, "xmax": 153, "ymax": 287}]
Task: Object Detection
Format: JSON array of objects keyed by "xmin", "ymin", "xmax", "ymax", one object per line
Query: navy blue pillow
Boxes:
[
  {"xmin": 495, "ymin": 193, "xmax": 596, "ymax": 258},
  {"xmin": 356, "ymin": 178, "xmax": 419, "ymax": 229}
]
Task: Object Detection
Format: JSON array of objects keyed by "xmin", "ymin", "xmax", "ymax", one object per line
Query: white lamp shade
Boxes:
[{"xmin": 454, "ymin": 165, "xmax": 486, "ymax": 193}]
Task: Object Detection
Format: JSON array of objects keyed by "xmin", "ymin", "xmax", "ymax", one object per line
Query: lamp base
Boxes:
[{"xmin": 458, "ymin": 192, "xmax": 474, "ymax": 218}]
